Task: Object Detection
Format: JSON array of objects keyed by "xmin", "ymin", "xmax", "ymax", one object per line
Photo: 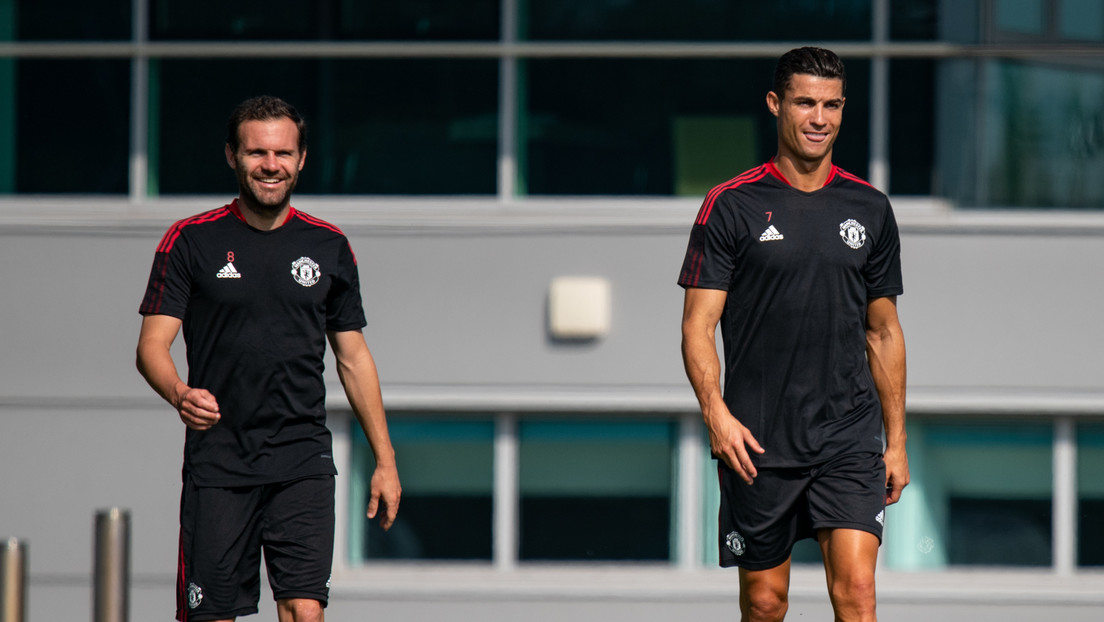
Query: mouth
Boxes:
[
  {"xmin": 804, "ymin": 131, "xmax": 829, "ymax": 143},
  {"xmin": 254, "ymin": 177, "xmax": 286, "ymax": 188}
]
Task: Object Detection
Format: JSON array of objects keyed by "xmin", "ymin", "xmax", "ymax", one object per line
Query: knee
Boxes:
[
  {"xmin": 742, "ymin": 586, "xmax": 789, "ymax": 622},
  {"xmin": 829, "ymin": 575, "xmax": 877, "ymax": 616}
]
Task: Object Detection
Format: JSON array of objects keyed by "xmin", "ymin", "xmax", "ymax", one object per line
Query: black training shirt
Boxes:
[
  {"xmin": 679, "ymin": 162, "xmax": 903, "ymax": 467},
  {"xmin": 141, "ymin": 200, "xmax": 366, "ymax": 486}
]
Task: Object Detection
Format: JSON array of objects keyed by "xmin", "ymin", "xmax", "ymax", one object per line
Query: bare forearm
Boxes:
[
  {"xmin": 136, "ymin": 338, "xmax": 189, "ymax": 409},
  {"xmin": 867, "ymin": 322, "xmax": 907, "ymax": 449},
  {"xmin": 681, "ymin": 323, "xmax": 726, "ymax": 419},
  {"xmin": 337, "ymin": 353, "xmax": 396, "ymax": 467}
]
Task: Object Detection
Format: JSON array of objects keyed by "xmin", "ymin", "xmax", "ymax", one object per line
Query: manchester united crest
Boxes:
[
  {"xmin": 291, "ymin": 257, "xmax": 321, "ymax": 287},
  {"xmin": 725, "ymin": 530, "xmax": 746, "ymax": 556},
  {"xmin": 839, "ymin": 219, "xmax": 867, "ymax": 249}
]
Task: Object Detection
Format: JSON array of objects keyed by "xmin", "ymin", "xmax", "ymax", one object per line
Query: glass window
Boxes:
[
  {"xmin": 890, "ymin": 0, "xmax": 939, "ymax": 40},
  {"xmin": 150, "ymin": 0, "xmax": 322, "ymax": 40},
  {"xmin": 1058, "ymin": 0, "xmax": 1104, "ymax": 41},
  {"xmin": 336, "ymin": 0, "xmax": 500, "ymax": 41},
  {"xmin": 885, "ymin": 419, "xmax": 1054, "ymax": 570},
  {"xmin": 150, "ymin": 0, "xmax": 499, "ymax": 41},
  {"xmin": 523, "ymin": 59, "xmax": 870, "ymax": 196},
  {"xmin": 994, "ymin": 0, "xmax": 1047, "ymax": 37},
  {"xmin": 15, "ymin": 0, "xmax": 130, "ymax": 40},
  {"xmin": 519, "ymin": 419, "xmax": 675, "ymax": 561},
  {"xmin": 936, "ymin": 57, "xmax": 1104, "ymax": 208},
  {"xmin": 154, "ymin": 59, "xmax": 498, "ymax": 196},
  {"xmin": 1078, "ymin": 422, "xmax": 1104, "ymax": 566},
  {"xmin": 888, "ymin": 59, "xmax": 936, "ymax": 195},
  {"xmin": 350, "ymin": 417, "xmax": 495, "ymax": 562},
  {"xmin": 522, "ymin": 0, "xmax": 870, "ymax": 41},
  {"xmin": 9, "ymin": 60, "xmax": 130, "ymax": 194}
]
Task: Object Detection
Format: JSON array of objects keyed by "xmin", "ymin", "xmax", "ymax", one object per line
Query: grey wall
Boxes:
[{"xmin": 2, "ymin": 199, "xmax": 1103, "ymax": 620}]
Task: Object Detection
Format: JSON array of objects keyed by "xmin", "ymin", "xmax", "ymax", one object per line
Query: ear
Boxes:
[
  {"xmin": 225, "ymin": 143, "xmax": 236, "ymax": 169},
  {"xmin": 766, "ymin": 91, "xmax": 781, "ymax": 118},
  {"xmin": 298, "ymin": 148, "xmax": 307, "ymax": 172}
]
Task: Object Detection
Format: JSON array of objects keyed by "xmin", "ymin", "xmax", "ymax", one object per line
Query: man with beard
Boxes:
[{"xmin": 136, "ymin": 96, "xmax": 401, "ymax": 622}]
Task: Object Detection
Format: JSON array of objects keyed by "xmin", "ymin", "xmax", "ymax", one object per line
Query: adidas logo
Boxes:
[
  {"xmin": 216, "ymin": 262, "xmax": 242, "ymax": 279},
  {"xmin": 759, "ymin": 225, "xmax": 784, "ymax": 242}
]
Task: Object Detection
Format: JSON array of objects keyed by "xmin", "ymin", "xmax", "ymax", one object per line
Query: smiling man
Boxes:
[
  {"xmin": 137, "ymin": 96, "xmax": 401, "ymax": 622},
  {"xmin": 679, "ymin": 48, "xmax": 908, "ymax": 622}
]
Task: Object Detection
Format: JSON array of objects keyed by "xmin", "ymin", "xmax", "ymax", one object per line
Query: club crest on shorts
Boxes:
[
  {"xmin": 725, "ymin": 530, "xmax": 746, "ymax": 556},
  {"xmin": 291, "ymin": 256, "xmax": 321, "ymax": 287},
  {"xmin": 187, "ymin": 582, "xmax": 204, "ymax": 609},
  {"xmin": 839, "ymin": 219, "xmax": 867, "ymax": 249}
]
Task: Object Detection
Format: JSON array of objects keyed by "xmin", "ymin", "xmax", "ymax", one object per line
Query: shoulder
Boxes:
[
  {"xmin": 694, "ymin": 163, "xmax": 775, "ymax": 225},
  {"xmin": 155, "ymin": 205, "xmax": 234, "ymax": 253},
  {"xmin": 291, "ymin": 209, "xmax": 348, "ymax": 238},
  {"xmin": 828, "ymin": 166, "xmax": 889, "ymax": 202}
]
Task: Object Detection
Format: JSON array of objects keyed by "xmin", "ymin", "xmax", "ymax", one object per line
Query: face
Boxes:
[
  {"xmin": 225, "ymin": 118, "xmax": 306, "ymax": 215},
  {"xmin": 767, "ymin": 73, "xmax": 845, "ymax": 165}
]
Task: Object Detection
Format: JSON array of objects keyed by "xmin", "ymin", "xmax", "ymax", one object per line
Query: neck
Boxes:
[
  {"xmin": 236, "ymin": 197, "xmax": 290, "ymax": 231},
  {"xmin": 772, "ymin": 152, "xmax": 833, "ymax": 192}
]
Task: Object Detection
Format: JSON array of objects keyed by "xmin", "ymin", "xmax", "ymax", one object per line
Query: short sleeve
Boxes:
[
  {"xmin": 325, "ymin": 239, "xmax": 368, "ymax": 332},
  {"xmin": 678, "ymin": 192, "xmax": 741, "ymax": 291},
  {"xmin": 139, "ymin": 229, "xmax": 193, "ymax": 318},
  {"xmin": 863, "ymin": 199, "xmax": 904, "ymax": 299}
]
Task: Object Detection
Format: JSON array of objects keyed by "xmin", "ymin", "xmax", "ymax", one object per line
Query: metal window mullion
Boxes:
[
  {"xmin": 1053, "ymin": 415, "xmax": 1077, "ymax": 574},
  {"xmin": 496, "ymin": 0, "xmax": 518, "ymax": 203},
  {"xmin": 128, "ymin": 0, "xmax": 149, "ymax": 202},
  {"xmin": 869, "ymin": 0, "xmax": 890, "ymax": 192},
  {"xmin": 493, "ymin": 412, "xmax": 519, "ymax": 569}
]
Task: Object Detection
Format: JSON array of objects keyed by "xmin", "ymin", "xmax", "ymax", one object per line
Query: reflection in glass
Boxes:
[
  {"xmin": 351, "ymin": 418, "xmax": 495, "ymax": 562},
  {"xmin": 885, "ymin": 419, "xmax": 1053, "ymax": 569},
  {"xmin": 519, "ymin": 420, "xmax": 675, "ymax": 561},
  {"xmin": 155, "ymin": 59, "xmax": 497, "ymax": 196}
]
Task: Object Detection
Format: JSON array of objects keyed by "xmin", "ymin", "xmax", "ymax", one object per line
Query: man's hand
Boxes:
[
  {"xmin": 883, "ymin": 445, "xmax": 909, "ymax": 505},
  {"xmin": 174, "ymin": 386, "xmax": 221, "ymax": 431},
  {"xmin": 705, "ymin": 406, "xmax": 765, "ymax": 485},
  {"xmin": 367, "ymin": 463, "xmax": 401, "ymax": 530}
]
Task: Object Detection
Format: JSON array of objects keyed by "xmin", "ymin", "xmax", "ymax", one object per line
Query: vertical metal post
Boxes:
[
  {"xmin": 869, "ymin": 0, "xmax": 890, "ymax": 193},
  {"xmin": 676, "ymin": 413, "xmax": 702, "ymax": 570},
  {"xmin": 1053, "ymin": 417, "xmax": 1077, "ymax": 575},
  {"xmin": 497, "ymin": 0, "xmax": 519, "ymax": 202},
  {"xmin": 1, "ymin": 538, "xmax": 27, "ymax": 622},
  {"xmin": 128, "ymin": 0, "xmax": 150, "ymax": 202},
  {"xmin": 93, "ymin": 508, "xmax": 130, "ymax": 622},
  {"xmin": 493, "ymin": 413, "xmax": 519, "ymax": 570}
]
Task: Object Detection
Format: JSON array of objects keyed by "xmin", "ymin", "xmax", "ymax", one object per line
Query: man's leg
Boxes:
[
  {"xmin": 738, "ymin": 558, "xmax": 791, "ymax": 622},
  {"xmin": 277, "ymin": 598, "xmax": 324, "ymax": 622},
  {"xmin": 817, "ymin": 528, "xmax": 879, "ymax": 622}
]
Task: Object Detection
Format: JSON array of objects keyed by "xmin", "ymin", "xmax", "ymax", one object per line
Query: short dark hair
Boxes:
[
  {"xmin": 772, "ymin": 47, "xmax": 846, "ymax": 99},
  {"xmin": 226, "ymin": 95, "xmax": 307, "ymax": 152}
]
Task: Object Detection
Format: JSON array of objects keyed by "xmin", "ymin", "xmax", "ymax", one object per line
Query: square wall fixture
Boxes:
[{"xmin": 548, "ymin": 276, "xmax": 612, "ymax": 340}]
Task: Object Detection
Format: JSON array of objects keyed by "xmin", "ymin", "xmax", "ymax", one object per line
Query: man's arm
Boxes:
[
  {"xmin": 866, "ymin": 296, "xmax": 909, "ymax": 504},
  {"xmin": 681, "ymin": 287, "xmax": 764, "ymax": 484},
  {"xmin": 136, "ymin": 314, "xmax": 221, "ymax": 430},
  {"xmin": 327, "ymin": 329, "xmax": 401, "ymax": 531}
]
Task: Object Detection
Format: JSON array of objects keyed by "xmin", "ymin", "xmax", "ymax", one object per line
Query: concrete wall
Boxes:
[{"xmin": 2, "ymin": 198, "xmax": 1104, "ymax": 620}]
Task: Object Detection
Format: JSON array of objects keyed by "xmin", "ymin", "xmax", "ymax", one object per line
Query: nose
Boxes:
[
  {"xmin": 811, "ymin": 105, "xmax": 827, "ymax": 126},
  {"xmin": 260, "ymin": 152, "xmax": 280, "ymax": 171}
]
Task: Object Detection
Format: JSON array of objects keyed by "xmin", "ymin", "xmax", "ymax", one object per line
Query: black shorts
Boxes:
[
  {"xmin": 717, "ymin": 452, "xmax": 886, "ymax": 571},
  {"xmin": 176, "ymin": 474, "xmax": 335, "ymax": 622}
]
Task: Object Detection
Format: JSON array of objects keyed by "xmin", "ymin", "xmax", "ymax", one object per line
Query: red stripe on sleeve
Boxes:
[{"xmin": 695, "ymin": 164, "xmax": 769, "ymax": 225}]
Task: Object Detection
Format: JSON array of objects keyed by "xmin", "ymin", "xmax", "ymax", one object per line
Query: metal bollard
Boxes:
[
  {"xmin": 1, "ymin": 537, "xmax": 27, "ymax": 622},
  {"xmin": 93, "ymin": 508, "xmax": 130, "ymax": 622}
]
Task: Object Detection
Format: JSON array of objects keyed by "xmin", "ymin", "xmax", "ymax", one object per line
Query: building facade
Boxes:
[{"xmin": 2, "ymin": 1, "xmax": 1104, "ymax": 620}]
